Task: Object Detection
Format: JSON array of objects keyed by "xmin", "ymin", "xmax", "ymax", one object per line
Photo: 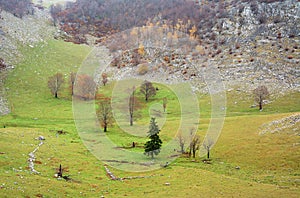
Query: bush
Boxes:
[
  {"xmin": 137, "ymin": 63, "xmax": 149, "ymax": 75},
  {"xmin": 0, "ymin": 58, "xmax": 7, "ymax": 70}
]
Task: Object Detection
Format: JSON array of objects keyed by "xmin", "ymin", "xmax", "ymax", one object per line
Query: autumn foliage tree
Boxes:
[
  {"xmin": 140, "ymin": 80, "xmax": 156, "ymax": 102},
  {"xmin": 101, "ymin": 73, "xmax": 108, "ymax": 86},
  {"xmin": 253, "ymin": 85, "xmax": 269, "ymax": 110},
  {"xmin": 48, "ymin": 73, "xmax": 65, "ymax": 98}
]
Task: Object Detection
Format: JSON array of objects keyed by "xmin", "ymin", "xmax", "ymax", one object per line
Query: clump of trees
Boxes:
[
  {"xmin": 0, "ymin": 0, "xmax": 34, "ymax": 18},
  {"xmin": 144, "ymin": 117, "xmax": 162, "ymax": 159},
  {"xmin": 47, "ymin": 72, "xmax": 100, "ymax": 101},
  {"xmin": 50, "ymin": 0, "xmax": 202, "ymax": 42},
  {"xmin": 253, "ymin": 85, "xmax": 269, "ymax": 110}
]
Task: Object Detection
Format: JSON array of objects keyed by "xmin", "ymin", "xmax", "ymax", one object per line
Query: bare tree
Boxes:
[
  {"xmin": 177, "ymin": 131, "xmax": 186, "ymax": 154},
  {"xmin": 203, "ymin": 138, "xmax": 214, "ymax": 159},
  {"xmin": 74, "ymin": 74, "xmax": 97, "ymax": 100},
  {"xmin": 163, "ymin": 97, "xmax": 168, "ymax": 112},
  {"xmin": 129, "ymin": 86, "xmax": 135, "ymax": 126},
  {"xmin": 97, "ymin": 100, "xmax": 113, "ymax": 132},
  {"xmin": 140, "ymin": 80, "xmax": 156, "ymax": 101},
  {"xmin": 48, "ymin": 73, "xmax": 65, "ymax": 98},
  {"xmin": 190, "ymin": 135, "xmax": 200, "ymax": 158},
  {"xmin": 253, "ymin": 85, "xmax": 269, "ymax": 110}
]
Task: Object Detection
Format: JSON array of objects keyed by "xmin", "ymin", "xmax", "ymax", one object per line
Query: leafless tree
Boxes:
[
  {"xmin": 177, "ymin": 131, "xmax": 186, "ymax": 154},
  {"xmin": 48, "ymin": 73, "xmax": 65, "ymax": 98},
  {"xmin": 97, "ymin": 100, "xmax": 113, "ymax": 132},
  {"xmin": 203, "ymin": 138, "xmax": 214, "ymax": 159},
  {"xmin": 253, "ymin": 85, "xmax": 269, "ymax": 110},
  {"xmin": 74, "ymin": 74, "xmax": 97, "ymax": 100},
  {"xmin": 140, "ymin": 80, "xmax": 156, "ymax": 101},
  {"xmin": 190, "ymin": 135, "xmax": 200, "ymax": 158}
]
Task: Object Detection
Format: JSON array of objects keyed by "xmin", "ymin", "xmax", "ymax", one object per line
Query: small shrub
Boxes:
[{"xmin": 137, "ymin": 63, "xmax": 149, "ymax": 75}]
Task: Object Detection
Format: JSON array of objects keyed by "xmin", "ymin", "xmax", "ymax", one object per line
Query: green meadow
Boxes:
[{"xmin": 0, "ymin": 39, "xmax": 299, "ymax": 197}]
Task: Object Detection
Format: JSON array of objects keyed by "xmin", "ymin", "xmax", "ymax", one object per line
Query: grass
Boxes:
[{"xmin": 0, "ymin": 39, "xmax": 299, "ymax": 197}]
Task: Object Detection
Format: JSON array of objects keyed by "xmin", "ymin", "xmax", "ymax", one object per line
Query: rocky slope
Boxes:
[
  {"xmin": 96, "ymin": 0, "xmax": 300, "ymax": 95},
  {"xmin": 0, "ymin": 6, "xmax": 56, "ymax": 115}
]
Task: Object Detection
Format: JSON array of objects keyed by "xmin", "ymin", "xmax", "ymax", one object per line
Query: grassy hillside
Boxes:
[{"xmin": 0, "ymin": 39, "xmax": 299, "ymax": 197}]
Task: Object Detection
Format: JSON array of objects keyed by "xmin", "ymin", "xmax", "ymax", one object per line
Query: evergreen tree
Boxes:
[{"xmin": 144, "ymin": 117, "xmax": 162, "ymax": 159}]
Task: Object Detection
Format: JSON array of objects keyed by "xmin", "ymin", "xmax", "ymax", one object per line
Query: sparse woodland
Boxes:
[{"xmin": 0, "ymin": 0, "xmax": 299, "ymax": 197}]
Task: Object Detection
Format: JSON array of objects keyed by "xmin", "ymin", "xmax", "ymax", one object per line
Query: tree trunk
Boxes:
[
  {"xmin": 151, "ymin": 152, "xmax": 154, "ymax": 159},
  {"xmin": 259, "ymin": 101, "xmax": 262, "ymax": 110},
  {"xmin": 130, "ymin": 116, "xmax": 133, "ymax": 126},
  {"xmin": 104, "ymin": 125, "xmax": 107, "ymax": 132},
  {"xmin": 192, "ymin": 150, "xmax": 196, "ymax": 158},
  {"xmin": 207, "ymin": 148, "xmax": 210, "ymax": 159},
  {"xmin": 55, "ymin": 92, "xmax": 58, "ymax": 98},
  {"xmin": 180, "ymin": 145, "xmax": 184, "ymax": 154}
]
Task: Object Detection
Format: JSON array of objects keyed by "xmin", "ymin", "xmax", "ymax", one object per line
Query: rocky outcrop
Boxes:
[{"xmin": 259, "ymin": 113, "xmax": 300, "ymax": 136}]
